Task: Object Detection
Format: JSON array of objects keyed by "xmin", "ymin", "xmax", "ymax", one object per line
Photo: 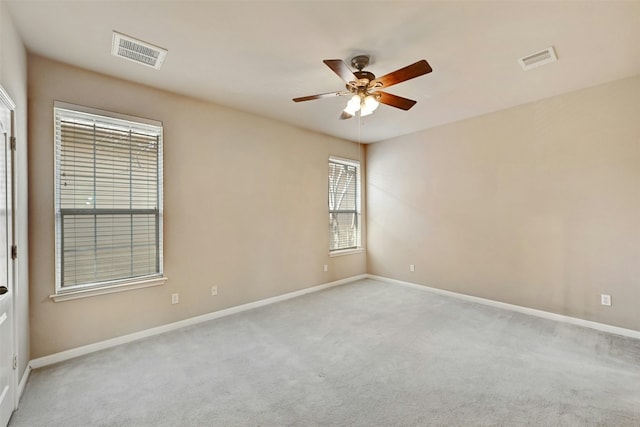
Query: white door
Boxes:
[{"xmin": 0, "ymin": 89, "xmax": 15, "ymax": 427}]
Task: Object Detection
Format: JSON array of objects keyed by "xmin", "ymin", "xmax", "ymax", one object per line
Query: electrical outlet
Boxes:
[
  {"xmin": 600, "ymin": 294, "xmax": 611, "ymax": 306},
  {"xmin": 211, "ymin": 285, "xmax": 218, "ymax": 296},
  {"xmin": 171, "ymin": 293, "xmax": 179, "ymax": 304},
  {"xmin": 410, "ymin": 264, "xmax": 415, "ymax": 272},
  {"xmin": 323, "ymin": 264, "xmax": 328, "ymax": 272}
]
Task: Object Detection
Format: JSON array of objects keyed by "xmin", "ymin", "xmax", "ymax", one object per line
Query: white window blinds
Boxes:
[
  {"xmin": 329, "ymin": 157, "xmax": 361, "ymax": 251},
  {"xmin": 54, "ymin": 104, "xmax": 163, "ymax": 291}
]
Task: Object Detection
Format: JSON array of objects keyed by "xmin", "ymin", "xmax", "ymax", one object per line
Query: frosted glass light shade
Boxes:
[
  {"xmin": 344, "ymin": 95, "xmax": 361, "ymax": 115},
  {"xmin": 360, "ymin": 94, "xmax": 380, "ymax": 116}
]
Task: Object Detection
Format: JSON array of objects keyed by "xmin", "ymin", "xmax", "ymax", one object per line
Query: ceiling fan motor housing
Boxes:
[
  {"xmin": 347, "ymin": 70, "xmax": 376, "ymax": 94},
  {"xmin": 354, "ymin": 70, "xmax": 375, "ymax": 81}
]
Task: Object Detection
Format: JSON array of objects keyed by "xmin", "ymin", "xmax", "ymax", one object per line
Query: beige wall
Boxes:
[
  {"xmin": 367, "ymin": 75, "xmax": 640, "ymax": 332},
  {"xmin": 1, "ymin": 2, "xmax": 29, "ymax": 380},
  {"xmin": 27, "ymin": 52, "xmax": 640, "ymax": 359},
  {"xmin": 28, "ymin": 55, "xmax": 366, "ymax": 358}
]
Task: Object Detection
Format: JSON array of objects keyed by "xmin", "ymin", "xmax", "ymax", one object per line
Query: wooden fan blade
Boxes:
[
  {"xmin": 293, "ymin": 92, "xmax": 344, "ymax": 102},
  {"xmin": 377, "ymin": 91, "xmax": 417, "ymax": 110},
  {"xmin": 323, "ymin": 59, "xmax": 357, "ymax": 83},
  {"xmin": 372, "ymin": 60, "xmax": 432, "ymax": 89}
]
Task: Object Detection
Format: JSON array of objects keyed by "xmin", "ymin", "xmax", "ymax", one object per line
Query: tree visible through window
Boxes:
[
  {"xmin": 329, "ymin": 157, "xmax": 361, "ymax": 251},
  {"xmin": 54, "ymin": 103, "xmax": 163, "ymax": 292}
]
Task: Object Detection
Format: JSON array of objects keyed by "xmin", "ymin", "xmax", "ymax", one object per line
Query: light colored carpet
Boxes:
[{"xmin": 10, "ymin": 279, "xmax": 640, "ymax": 426}]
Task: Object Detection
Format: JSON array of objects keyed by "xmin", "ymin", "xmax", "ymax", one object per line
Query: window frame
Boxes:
[
  {"xmin": 328, "ymin": 156, "xmax": 362, "ymax": 255},
  {"xmin": 52, "ymin": 101, "xmax": 165, "ymax": 300}
]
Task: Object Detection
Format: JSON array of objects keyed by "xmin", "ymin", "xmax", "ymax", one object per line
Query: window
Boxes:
[
  {"xmin": 328, "ymin": 156, "xmax": 361, "ymax": 253},
  {"xmin": 54, "ymin": 102, "xmax": 163, "ymax": 295}
]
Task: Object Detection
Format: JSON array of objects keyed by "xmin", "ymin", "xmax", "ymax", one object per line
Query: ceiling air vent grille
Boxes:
[
  {"xmin": 518, "ymin": 47, "xmax": 557, "ymax": 71},
  {"xmin": 111, "ymin": 31, "xmax": 167, "ymax": 70}
]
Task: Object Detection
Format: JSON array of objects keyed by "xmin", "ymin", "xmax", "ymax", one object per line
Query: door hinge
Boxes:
[
  {"xmin": 10, "ymin": 136, "xmax": 16, "ymax": 151},
  {"xmin": 11, "ymin": 245, "xmax": 17, "ymax": 260},
  {"xmin": 13, "ymin": 356, "xmax": 17, "ymax": 370}
]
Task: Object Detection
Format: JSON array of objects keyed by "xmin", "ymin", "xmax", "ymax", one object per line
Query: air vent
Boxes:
[
  {"xmin": 111, "ymin": 31, "xmax": 167, "ymax": 70},
  {"xmin": 518, "ymin": 47, "xmax": 557, "ymax": 71}
]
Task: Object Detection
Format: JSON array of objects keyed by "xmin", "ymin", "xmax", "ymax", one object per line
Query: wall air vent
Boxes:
[
  {"xmin": 111, "ymin": 31, "xmax": 167, "ymax": 70},
  {"xmin": 518, "ymin": 47, "xmax": 557, "ymax": 71}
]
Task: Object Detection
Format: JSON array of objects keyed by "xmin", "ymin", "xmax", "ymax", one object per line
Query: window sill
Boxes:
[
  {"xmin": 329, "ymin": 248, "xmax": 364, "ymax": 257},
  {"xmin": 50, "ymin": 276, "xmax": 168, "ymax": 302}
]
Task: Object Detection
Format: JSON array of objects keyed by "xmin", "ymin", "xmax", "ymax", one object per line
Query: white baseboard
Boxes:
[
  {"xmin": 367, "ymin": 274, "xmax": 640, "ymax": 340},
  {"xmin": 30, "ymin": 274, "xmax": 367, "ymax": 369},
  {"xmin": 30, "ymin": 273, "xmax": 636, "ymax": 371},
  {"xmin": 17, "ymin": 364, "xmax": 31, "ymax": 402}
]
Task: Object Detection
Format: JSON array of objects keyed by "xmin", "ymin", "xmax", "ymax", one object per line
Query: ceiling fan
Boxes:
[{"xmin": 293, "ymin": 55, "xmax": 432, "ymax": 119}]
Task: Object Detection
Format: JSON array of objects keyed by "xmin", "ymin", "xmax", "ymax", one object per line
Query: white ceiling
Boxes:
[{"xmin": 7, "ymin": 1, "xmax": 640, "ymax": 143}]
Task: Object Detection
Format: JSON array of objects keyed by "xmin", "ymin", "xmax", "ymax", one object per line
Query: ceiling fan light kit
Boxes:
[
  {"xmin": 293, "ymin": 55, "xmax": 432, "ymax": 119},
  {"xmin": 343, "ymin": 93, "xmax": 380, "ymax": 116}
]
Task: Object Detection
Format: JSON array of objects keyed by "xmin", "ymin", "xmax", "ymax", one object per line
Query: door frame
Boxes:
[{"xmin": 0, "ymin": 84, "xmax": 17, "ymax": 420}]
